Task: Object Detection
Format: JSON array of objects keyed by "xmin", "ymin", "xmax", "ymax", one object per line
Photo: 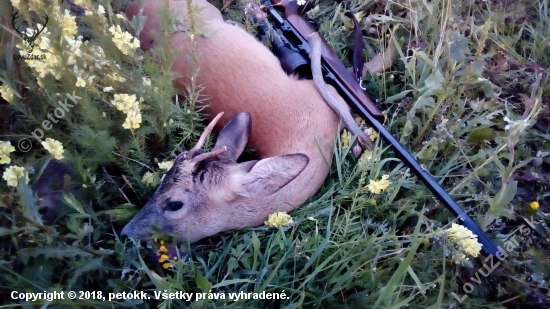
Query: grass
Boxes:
[{"xmin": 0, "ymin": 0, "xmax": 549, "ymax": 308}]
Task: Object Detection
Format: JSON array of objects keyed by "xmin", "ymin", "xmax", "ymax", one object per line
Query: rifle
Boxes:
[{"xmin": 247, "ymin": 0, "xmax": 501, "ymax": 257}]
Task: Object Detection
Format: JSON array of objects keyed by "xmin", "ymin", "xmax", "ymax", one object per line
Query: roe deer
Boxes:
[{"xmin": 121, "ymin": 0, "xmax": 384, "ymax": 242}]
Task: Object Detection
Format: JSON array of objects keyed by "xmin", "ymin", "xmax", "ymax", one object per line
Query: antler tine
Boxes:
[
  {"xmin": 11, "ymin": 11, "xmax": 24, "ymax": 36},
  {"xmin": 189, "ymin": 112, "xmax": 224, "ymax": 152},
  {"xmin": 190, "ymin": 146, "xmax": 228, "ymax": 164},
  {"xmin": 30, "ymin": 13, "xmax": 49, "ymax": 39}
]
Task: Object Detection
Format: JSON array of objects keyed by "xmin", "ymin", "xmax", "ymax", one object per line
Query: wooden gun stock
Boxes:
[{"xmin": 270, "ymin": 0, "xmax": 384, "ymax": 122}]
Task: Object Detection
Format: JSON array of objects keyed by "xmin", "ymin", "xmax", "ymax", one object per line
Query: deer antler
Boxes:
[
  {"xmin": 189, "ymin": 112, "xmax": 224, "ymax": 152},
  {"xmin": 11, "ymin": 11, "xmax": 25, "ymax": 37},
  {"xmin": 30, "ymin": 13, "xmax": 49, "ymax": 40}
]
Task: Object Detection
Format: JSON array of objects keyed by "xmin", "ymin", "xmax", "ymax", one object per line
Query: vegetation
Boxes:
[{"xmin": 0, "ymin": 0, "xmax": 548, "ymax": 308}]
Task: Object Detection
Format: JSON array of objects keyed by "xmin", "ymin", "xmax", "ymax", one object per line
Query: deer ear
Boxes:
[
  {"xmin": 233, "ymin": 154, "xmax": 309, "ymax": 197},
  {"xmin": 212, "ymin": 111, "xmax": 251, "ymax": 162}
]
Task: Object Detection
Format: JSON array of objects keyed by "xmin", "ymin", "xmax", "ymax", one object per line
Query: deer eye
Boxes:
[{"xmin": 166, "ymin": 201, "xmax": 184, "ymax": 211}]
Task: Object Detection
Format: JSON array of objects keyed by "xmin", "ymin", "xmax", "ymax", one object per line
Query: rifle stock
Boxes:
[
  {"xmin": 270, "ymin": 0, "xmax": 384, "ymax": 122},
  {"xmin": 260, "ymin": 0, "xmax": 501, "ymax": 257}
]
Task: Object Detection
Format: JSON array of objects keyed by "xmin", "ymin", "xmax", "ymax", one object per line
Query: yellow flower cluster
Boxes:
[
  {"xmin": 108, "ymin": 72, "xmax": 127, "ymax": 83},
  {"xmin": 154, "ymin": 238, "xmax": 177, "ymax": 269},
  {"xmin": 265, "ymin": 212, "xmax": 293, "ymax": 228},
  {"xmin": 0, "ymin": 85, "xmax": 15, "ymax": 104},
  {"xmin": 59, "ymin": 8, "xmax": 78, "ymax": 38},
  {"xmin": 111, "ymin": 94, "xmax": 142, "ymax": 130},
  {"xmin": 341, "ymin": 130, "xmax": 352, "ymax": 149},
  {"xmin": 0, "ymin": 141, "xmax": 16, "ymax": 164},
  {"xmin": 42, "ymin": 138, "xmax": 64, "ymax": 160},
  {"xmin": 142, "ymin": 171, "xmax": 156, "ymax": 186},
  {"xmin": 530, "ymin": 201, "xmax": 539, "ymax": 210},
  {"xmin": 2, "ymin": 166, "xmax": 29, "ymax": 187},
  {"xmin": 363, "ymin": 127, "xmax": 379, "ymax": 141},
  {"xmin": 358, "ymin": 150, "xmax": 372, "ymax": 164},
  {"xmin": 10, "ymin": 0, "xmax": 21, "ymax": 10},
  {"xmin": 445, "ymin": 223, "xmax": 483, "ymax": 263},
  {"xmin": 158, "ymin": 161, "xmax": 174, "ymax": 171},
  {"xmin": 366, "ymin": 174, "xmax": 391, "ymax": 194},
  {"xmin": 355, "ymin": 117, "xmax": 378, "ymax": 141},
  {"xmin": 109, "ymin": 25, "xmax": 140, "ymax": 55}
]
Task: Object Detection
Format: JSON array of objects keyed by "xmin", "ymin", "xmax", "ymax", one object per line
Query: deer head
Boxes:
[
  {"xmin": 121, "ymin": 112, "xmax": 309, "ymax": 242},
  {"xmin": 11, "ymin": 11, "xmax": 49, "ymax": 53}
]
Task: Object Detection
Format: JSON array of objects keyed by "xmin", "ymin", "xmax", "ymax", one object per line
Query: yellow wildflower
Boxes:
[
  {"xmin": 158, "ymin": 161, "xmax": 174, "ymax": 171},
  {"xmin": 159, "ymin": 245, "xmax": 168, "ymax": 253},
  {"xmin": 444, "ymin": 223, "xmax": 483, "ymax": 263},
  {"xmin": 112, "ymin": 93, "xmax": 142, "ymax": 130},
  {"xmin": 142, "ymin": 172, "xmax": 156, "ymax": 186},
  {"xmin": 10, "ymin": 0, "xmax": 21, "ymax": 10},
  {"xmin": 122, "ymin": 110, "xmax": 142, "ymax": 129},
  {"xmin": 341, "ymin": 130, "xmax": 351, "ymax": 149},
  {"xmin": 0, "ymin": 141, "xmax": 16, "ymax": 164},
  {"xmin": 530, "ymin": 201, "xmax": 539, "ymax": 210},
  {"xmin": 59, "ymin": 9, "xmax": 78, "ymax": 38},
  {"xmin": 158, "ymin": 254, "xmax": 169, "ymax": 263},
  {"xmin": 264, "ymin": 212, "xmax": 293, "ymax": 228},
  {"xmin": 37, "ymin": 29, "xmax": 51, "ymax": 50},
  {"xmin": 3, "ymin": 166, "xmax": 29, "ymax": 187},
  {"xmin": 366, "ymin": 174, "xmax": 391, "ymax": 194},
  {"xmin": 0, "ymin": 85, "xmax": 15, "ymax": 104},
  {"xmin": 66, "ymin": 36, "xmax": 83, "ymax": 65},
  {"xmin": 358, "ymin": 150, "xmax": 372, "ymax": 164},
  {"xmin": 76, "ymin": 77, "xmax": 86, "ymax": 87},
  {"xmin": 363, "ymin": 127, "xmax": 378, "ymax": 141},
  {"xmin": 162, "ymin": 262, "xmax": 172, "ymax": 269},
  {"xmin": 108, "ymin": 73, "xmax": 126, "ymax": 83},
  {"xmin": 109, "ymin": 25, "xmax": 140, "ymax": 55},
  {"xmin": 41, "ymin": 138, "xmax": 64, "ymax": 160},
  {"xmin": 29, "ymin": 0, "xmax": 45, "ymax": 11}
]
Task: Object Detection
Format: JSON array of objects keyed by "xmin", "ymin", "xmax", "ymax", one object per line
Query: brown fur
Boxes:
[{"xmin": 121, "ymin": 0, "xmax": 341, "ymax": 242}]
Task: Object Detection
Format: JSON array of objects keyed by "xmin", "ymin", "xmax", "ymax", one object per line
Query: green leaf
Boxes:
[
  {"xmin": 0, "ymin": 226, "xmax": 25, "ymax": 236},
  {"xmin": 195, "ymin": 268, "xmax": 212, "ymax": 292},
  {"xmin": 62, "ymin": 193, "xmax": 90, "ymax": 218},
  {"xmin": 105, "ymin": 203, "xmax": 138, "ymax": 220},
  {"xmin": 488, "ymin": 180, "xmax": 517, "ymax": 218},
  {"xmin": 18, "ymin": 245, "xmax": 94, "ymax": 264},
  {"xmin": 252, "ymin": 231, "xmax": 260, "ymax": 271},
  {"xmin": 447, "ymin": 30, "xmax": 469, "ymax": 61},
  {"xmin": 385, "ymin": 90, "xmax": 413, "ymax": 103}
]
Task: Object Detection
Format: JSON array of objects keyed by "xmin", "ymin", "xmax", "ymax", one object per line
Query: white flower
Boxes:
[
  {"xmin": 297, "ymin": 0, "xmax": 306, "ymax": 5},
  {"xmin": 503, "ymin": 116, "xmax": 530, "ymax": 131}
]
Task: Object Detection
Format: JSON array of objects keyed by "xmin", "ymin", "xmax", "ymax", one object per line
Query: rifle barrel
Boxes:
[{"xmin": 263, "ymin": 0, "xmax": 500, "ymax": 257}]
